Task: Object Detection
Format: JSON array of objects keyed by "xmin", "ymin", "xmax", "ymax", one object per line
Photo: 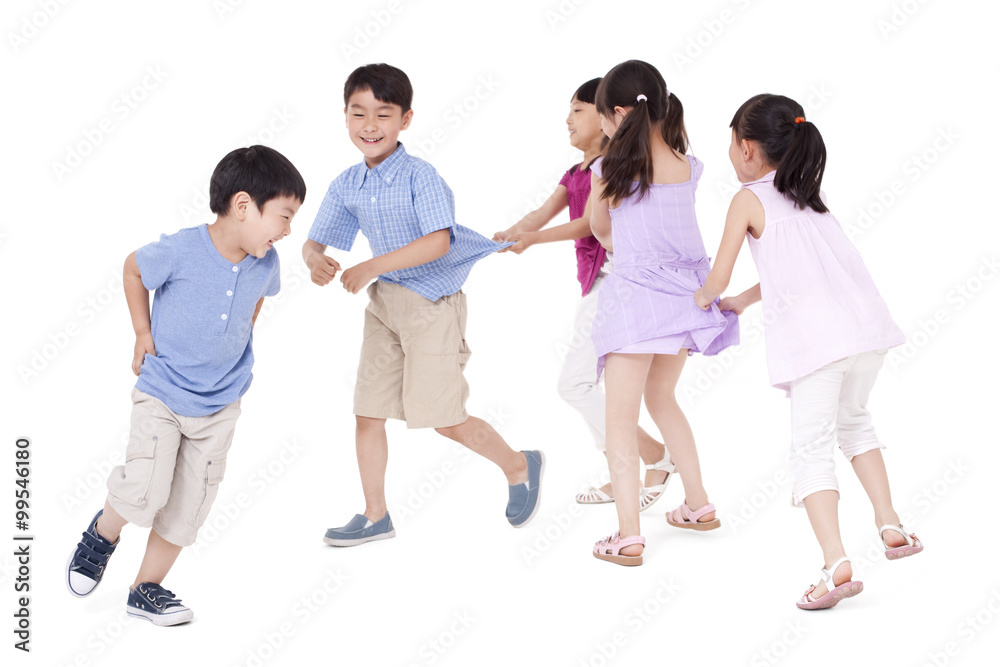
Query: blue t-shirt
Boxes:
[
  {"xmin": 134, "ymin": 224, "xmax": 280, "ymax": 417},
  {"xmin": 308, "ymin": 142, "xmax": 509, "ymax": 302}
]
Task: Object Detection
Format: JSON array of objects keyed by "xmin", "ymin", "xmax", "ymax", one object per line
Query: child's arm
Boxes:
[
  {"xmin": 302, "ymin": 239, "xmax": 343, "ymax": 286},
  {"xmin": 340, "ymin": 229, "xmax": 451, "ymax": 294},
  {"xmin": 493, "ymin": 186, "xmax": 568, "ymax": 244},
  {"xmin": 124, "ymin": 251, "xmax": 155, "ymax": 376},
  {"xmin": 589, "ymin": 173, "xmax": 612, "ymax": 252},
  {"xmin": 507, "ymin": 199, "xmax": 593, "ymax": 255},
  {"xmin": 252, "ymin": 298, "xmax": 265, "ymax": 326},
  {"xmin": 719, "ymin": 283, "xmax": 761, "ymax": 315},
  {"xmin": 694, "ymin": 189, "xmax": 762, "ymax": 309}
]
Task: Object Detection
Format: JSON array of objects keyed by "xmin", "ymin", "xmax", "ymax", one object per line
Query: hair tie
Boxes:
[
  {"xmin": 636, "ymin": 94, "xmax": 647, "ymax": 103},
  {"xmin": 794, "ymin": 117, "xmax": 806, "ymax": 124}
]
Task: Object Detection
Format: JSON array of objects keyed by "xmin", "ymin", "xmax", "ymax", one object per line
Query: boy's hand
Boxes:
[
  {"xmin": 719, "ymin": 295, "xmax": 746, "ymax": 315},
  {"xmin": 341, "ymin": 261, "xmax": 379, "ymax": 295},
  {"xmin": 694, "ymin": 286, "xmax": 714, "ymax": 311},
  {"xmin": 132, "ymin": 332, "xmax": 156, "ymax": 376},
  {"xmin": 306, "ymin": 252, "xmax": 341, "ymax": 286}
]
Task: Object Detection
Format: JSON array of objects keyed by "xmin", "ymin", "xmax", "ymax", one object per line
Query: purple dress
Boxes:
[{"xmin": 591, "ymin": 156, "xmax": 739, "ymax": 377}]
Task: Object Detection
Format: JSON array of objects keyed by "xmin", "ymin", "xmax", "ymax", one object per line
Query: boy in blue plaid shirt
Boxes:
[{"xmin": 303, "ymin": 64, "xmax": 544, "ymax": 545}]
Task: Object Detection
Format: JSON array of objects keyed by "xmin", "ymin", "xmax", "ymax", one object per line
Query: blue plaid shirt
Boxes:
[{"xmin": 308, "ymin": 143, "xmax": 509, "ymax": 301}]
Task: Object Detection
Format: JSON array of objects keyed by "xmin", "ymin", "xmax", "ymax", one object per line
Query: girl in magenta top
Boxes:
[
  {"xmin": 696, "ymin": 94, "xmax": 921, "ymax": 610},
  {"xmin": 495, "ymin": 79, "xmax": 674, "ymax": 512},
  {"xmin": 589, "ymin": 60, "xmax": 739, "ymax": 567}
]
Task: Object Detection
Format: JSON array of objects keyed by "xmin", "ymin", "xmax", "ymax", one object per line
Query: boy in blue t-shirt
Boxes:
[
  {"xmin": 303, "ymin": 64, "xmax": 544, "ymax": 546},
  {"xmin": 66, "ymin": 146, "xmax": 306, "ymax": 626}
]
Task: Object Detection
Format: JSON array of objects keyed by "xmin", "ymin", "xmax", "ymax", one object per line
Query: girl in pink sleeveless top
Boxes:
[{"xmin": 696, "ymin": 94, "xmax": 922, "ymax": 610}]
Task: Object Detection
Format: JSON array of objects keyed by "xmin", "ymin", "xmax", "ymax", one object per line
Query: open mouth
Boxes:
[{"xmin": 362, "ymin": 137, "xmax": 383, "ymax": 144}]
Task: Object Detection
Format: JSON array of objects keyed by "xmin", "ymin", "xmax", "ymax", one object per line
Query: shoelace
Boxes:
[
  {"xmin": 72, "ymin": 528, "xmax": 116, "ymax": 579},
  {"xmin": 136, "ymin": 584, "xmax": 185, "ymax": 610}
]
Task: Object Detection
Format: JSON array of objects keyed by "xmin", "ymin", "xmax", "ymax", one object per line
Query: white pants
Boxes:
[
  {"xmin": 558, "ymin": 275, "xmax": 607, "ymax": 451},
  {"xmin": 788, "ymin": 350, "xmax": 888, "ymax": 506}
]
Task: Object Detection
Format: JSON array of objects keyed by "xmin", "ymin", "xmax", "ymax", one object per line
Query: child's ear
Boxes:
[
  {"xmin": 232, "ymin": 192, "xmax": 252, "ymax": 220},
  {"xmin": 401, "ymin": 108, "xmax": 414, "ymax": 130}
]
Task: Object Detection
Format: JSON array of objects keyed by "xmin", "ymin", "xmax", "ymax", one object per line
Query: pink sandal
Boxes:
[
  {"xmin": 665, "ymin": 502, "xmax": 720, "ymax": 531},
  {"xmin": 796, "ymin": 557, "xmax": 863, "ymax": 610},
  {"xmin": 880, "ymin": 524, "xmax": 924, "ymax": 560},
  {"xmin": 593, "ymin": 532, "xmax": 645, "ymax": 566}
]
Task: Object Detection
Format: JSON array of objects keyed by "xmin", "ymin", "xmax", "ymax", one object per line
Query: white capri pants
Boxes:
[
  {"xmin": 788, "ymin": 349, "xmax": 888, "ymax": 506},
  {"xmin": 557, "ymin": 275, "xmax": 607, "ymax": 451}
]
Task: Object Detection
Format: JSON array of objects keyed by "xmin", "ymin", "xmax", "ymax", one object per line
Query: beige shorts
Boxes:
[
  {"xmin": 106, "ymin": 388, "xmax": 241, "ymax": 547},
  {"xmin": 354, "ymin": 280, "xmax": 470, "ymax": 429}
]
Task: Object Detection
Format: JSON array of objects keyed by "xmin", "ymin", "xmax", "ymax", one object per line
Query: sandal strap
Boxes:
[
  {"xmin": 878, "ymin": 524, "xmax": 915, "ymax": 548},
  {"xmin": 682, "ymin": 502, "xmax": 716, "ymax": 522},
  {"xmin": 644, "ymin": 457, "xmax": 676, "ymax": 474},
  {"xmin": 820, "ymin": 557, "xmax": 852, "ymax": 589}
]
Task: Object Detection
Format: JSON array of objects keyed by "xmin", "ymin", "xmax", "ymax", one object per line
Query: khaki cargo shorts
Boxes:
[
  {"xmin": 106, "ymin": 388, "xmax": 241, "ymax": 547},
  {"xmin": 354, "ymin": 280, "xmax": 471, "ymax": 429}
]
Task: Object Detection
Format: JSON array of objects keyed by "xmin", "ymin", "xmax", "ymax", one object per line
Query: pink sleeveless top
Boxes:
[{"xmin": 743, "ymin": 172, "xmax": 905, "ymax": 390}]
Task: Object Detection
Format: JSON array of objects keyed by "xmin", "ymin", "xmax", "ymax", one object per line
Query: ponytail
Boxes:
[
  {"xmin": 662, "ymin": 92, "xmax": 689, "ymax": 154},
  {"xmin": 731, "ymin": 94, "xmax": 828, "ymax": 213},
  {"xmin": 600, "ymin": 97, "xmax": 654, "ymax": 206}
]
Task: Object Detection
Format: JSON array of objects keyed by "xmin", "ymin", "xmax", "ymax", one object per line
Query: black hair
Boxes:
[
  {"xmin": 344, "ymin": 63, "xmax": 413, "ymax": 113},
  {"xmin": 572, "ymin": 78, "xmax": 602, "ymax": 105},
  {"xmin": 730, "ymin": 94, "xmax": 828, "ymax": 213},
  {"xmin": 595, "ymin": 60, "xmax": 688, "ymax": 206},
  {"xmin": 209, "ymin": 145, "xmax": 306, "ymax": 215}
]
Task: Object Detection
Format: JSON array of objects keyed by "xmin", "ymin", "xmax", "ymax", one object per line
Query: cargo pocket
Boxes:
[
  {"xmin": 110, "ymin": 434, "xmax": 159, "ymax": 508},
  {"xmin": 192, "ymin": 458, "xmax": 227, "ymax": 527}
]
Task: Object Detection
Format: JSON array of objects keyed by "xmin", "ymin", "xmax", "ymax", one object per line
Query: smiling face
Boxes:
[
  {"xmin": 345, "ymin": 88, "xmax": 413, "ymax": 169},
  {"xmin": 241, "ymin": 194, "xmax": 300, "ymax": 258},
  {"xmin": 566, "ymin": 97, "xmax": 603, "ymax": 151}
]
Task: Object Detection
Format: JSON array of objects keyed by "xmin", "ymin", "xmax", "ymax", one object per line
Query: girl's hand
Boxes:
[
  {"xmin": 693, "ymin": 287, "xmax": 714, "ymax": 310},
  {"xmin": 132, "ymin": 332, "xmax": 156, "ymax": 376},
  {"xmin": 493, "ymin": 228, "xmax": 516, "ymax": 251},
  {"xmin": 718, "ymin": 295, "xmax": 745, "ymax": 315},
  {"xmin": 506, "ymin": 231, "xmax": 538, "ymax": 255}
]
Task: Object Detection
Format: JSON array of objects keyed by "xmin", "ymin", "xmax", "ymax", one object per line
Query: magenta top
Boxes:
[
  {"xmin": 559, "ymin": 162, "xmax": 606, "ymax": 296},
  {"xmin": 743, "ymin": 171, "xmax": 905, "ymax": 390}
]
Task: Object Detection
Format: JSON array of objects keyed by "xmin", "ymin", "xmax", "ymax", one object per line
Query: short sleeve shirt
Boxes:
[
  {"xmin": 308, "ymin": 143, "xmax": 509, "ymax": 301},
  {"xmin": 134, "ymin": 225, "xmax": 280, "ymax": 417}
]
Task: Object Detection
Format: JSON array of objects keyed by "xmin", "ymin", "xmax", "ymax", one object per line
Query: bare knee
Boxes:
[
  {"xmin": 356, "ymin": 415, "xmax": 386, "ymax": 434},
  {"xmin": 434, "ymin": 418, "xmax": 470, "ymax": 441}
]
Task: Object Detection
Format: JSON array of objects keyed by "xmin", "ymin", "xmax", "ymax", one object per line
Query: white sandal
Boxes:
[
  {"xmin": 879, "ymin": 524, "xmax": 924, "ymax": 560},
  {"xmin": 575, "ymin": 487, "xmax": 614, "ymax": 505},
  {"xmin": 639, "ymin": 458, "xmax": 676, "ymax": 512},
  {"xmin": 796, "ymin": 557, "xmax": 863, "ymax": 610}
]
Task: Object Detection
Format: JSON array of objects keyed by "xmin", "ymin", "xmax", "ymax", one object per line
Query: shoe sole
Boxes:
[
  {"xmin": 323, "ymin": 529, "xmax": 396, "ymax": 547},
  {"xmin": 885, "ymin": 545, "xmax": 923, "ymax": 560},
  {"xmin": 126, "ymin": 606, "xmax": 194, "ymax": 626},
  {"xmin": 510, "ymin": 451, "xmax": 546, "ymax": 528},
  {"xmin": 797, "ymin": 581, "xmax": 864, "ymax": 610},
  {"xmin": 666, "ymin": 518, "xmax": 721, "ymax": 531},
  {"xmin": 593, "ymin": 551, "xmax": 643, "ymax": 566}
]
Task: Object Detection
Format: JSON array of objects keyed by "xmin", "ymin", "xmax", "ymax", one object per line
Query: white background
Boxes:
[{"xmin": 3, "ymin": 0, "xmax": 998, "ymax": 665}]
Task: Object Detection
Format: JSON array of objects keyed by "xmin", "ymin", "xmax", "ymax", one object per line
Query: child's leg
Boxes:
[
  {"xmin": 356, "ymin": 416, "xmax": 390, "ymax": 522},
  {"xmin": 95, "ymin": 501, "xmax": 128, "ymax": 542},
  {"xmin": 132, "ymin": 530, "xmax": 183, "ymax": 589},
  {"xmin": 802, "ymin": 490, "xmax": 851, "ymax": 595},
  {"xmin": 850, "ymin": 451, "xmax": 903, "ymax": 546},
  {"xmin": 603, "ymin": 352, "xmax": 653, "ymax": 553},
  {"xmin": 435, "ymin": 418, "xmax": 527, "ymax": 485},
  {"xmin": 642, "ymin": 352, "xmax": 712, "ymax": 517}
]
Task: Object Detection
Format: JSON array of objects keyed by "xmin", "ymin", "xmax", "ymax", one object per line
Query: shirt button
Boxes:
[
  {"xmin": 221, "ymin": 314, "xmax": 228, "ymax": 320},
  {"xmin": 370, "ymin": 197, "xmax": 376, "ymax": 202},
  {"xmin": 226, "ymin": 290, "xmax": 233, "ymax": 296},
  {"xmin": 232, "ymin": 266, "xmax": 239, "ymax": 272}
]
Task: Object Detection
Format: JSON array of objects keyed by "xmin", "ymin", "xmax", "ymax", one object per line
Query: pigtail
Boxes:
[
  {"xmin": 601, "ymin": 99, "xmax": 654, "ymax": 206},
  {"xmin": 662, "ymin": 92, "xmax": 689, "ymax": 154},
  {"xmin": 774, "ymin": 120, "xmax": 827, "ymax": 213}
]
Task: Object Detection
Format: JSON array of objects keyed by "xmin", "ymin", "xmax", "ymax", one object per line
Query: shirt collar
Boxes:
[
  {"xmin": 355, "ymin": 142, "xmax": 408, "ymax": 189},
  {"xmin": 744, "ymin": 170, "xmax": 776, "ymax": 188}
]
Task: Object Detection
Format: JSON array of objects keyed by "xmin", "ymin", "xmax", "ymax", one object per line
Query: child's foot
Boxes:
[
  {"xmin": 665, "ymin": 501, "xmax": 720, "ymax": 531},
  {"xmin": 879, "ymin": 524, "xmax": 924, "ymax": 559},
  {"xmin": 507, "ymin": 450, "xmax": 544, "ymax": 527},
  {"xmin": 593, "ymin": 532, "xmax": 645, "ymax": 566},
  {"xmin": 796, "ymin": 557, "xmax": 863, "ymax": 610},
  {"xmin": 576, "ymin": 482, "xmax": 614, "ymax": 504},
  {"xmin": 323, "ymin": 513, "xmax": 395, "ymax": 547},
  {"xmin": 639, "ymin": 458, "xmax": 676, "ymax": 512},
  {"xmin": 126, "ymin": 583, "xmax": 193, "ymax": 626},
  {"xmin": 66, "ymin": 510, "xmax": 119, "ymax": 598}
]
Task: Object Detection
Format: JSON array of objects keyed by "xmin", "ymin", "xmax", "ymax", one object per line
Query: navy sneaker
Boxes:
[
  {"xmin": 66, "ymin": 510, "xmax": 119, "ymax": 598},
  {"xmin": 323, "ymin": 513, "xmax": 395, "ymax": 546},
  {"xmin": 507, "ymin": 450, "xmax": 545, "ymax": 527},
  {"xmin": 126, "ymin": 583, "xmax": 193, "ymax": 626}
]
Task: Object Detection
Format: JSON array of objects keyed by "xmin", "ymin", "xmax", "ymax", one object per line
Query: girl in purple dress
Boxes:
[{"xmin": 589, "ymin": 60, "xmax": 739, "ymax": 566}]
